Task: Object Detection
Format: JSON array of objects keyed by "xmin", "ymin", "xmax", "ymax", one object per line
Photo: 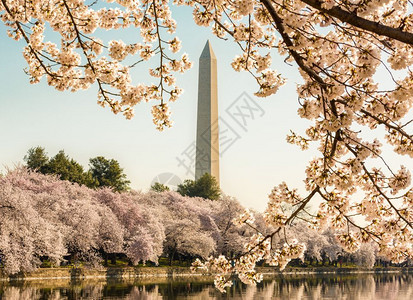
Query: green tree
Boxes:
[
  {"xmin": 44, "ymin": 150, "xmax": 90, "ymax": 186},
  {"xmin": 24, "ymin": 147, "xmax": 49, "ymax": 172},
  {"xmin": 151, "ymin": 182, "xmax": 170, "ymax": 192},
  {"xmin": 177, "ymin": 173, "xmax": 220, "ymax": 200},
  {"xmin": 89, "ymin": 156, "xmax": 130, "ymax": 192}
]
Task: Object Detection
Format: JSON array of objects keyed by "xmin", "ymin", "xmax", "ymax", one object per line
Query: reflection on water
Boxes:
[{"xmin": 0, "ymin": 273, "xmax": 412, "ymax": 299}]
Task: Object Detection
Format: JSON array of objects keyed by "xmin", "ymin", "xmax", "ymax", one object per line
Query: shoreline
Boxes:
[{"xmin": 1, "ymin": 266, "xmax": 412, "ymax": 282}]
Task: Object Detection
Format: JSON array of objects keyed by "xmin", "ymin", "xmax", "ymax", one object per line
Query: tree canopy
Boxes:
[
  {"xmin": 24, "ymin": 147, "xmax": 129, "ymax": 191},
  {"xmin": 151, "ymin": 182, "xmax": 170, "ymax": 192},
  {"xmin": 89, "ymin": 156, "xmax": 131, "ymax": 192},
  {"xmin": 177, "ymin": 173, "xmax": 221, "ymax": 200},
  {"xmin": 3, "ymin": 0, "xmax": 413, "ymax": 291},
  {"xmin": 45, "ymin": 150, "xmax": 92, "ymax": 186},
  {"xmin": 24, "ymin": 146, "xmax": 48, "ymax": 172}
]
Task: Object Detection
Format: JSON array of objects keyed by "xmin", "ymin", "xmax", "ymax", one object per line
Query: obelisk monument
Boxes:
[{"xmin": 195, "ymin": 40, "xmax": 220, "ymax": 184}]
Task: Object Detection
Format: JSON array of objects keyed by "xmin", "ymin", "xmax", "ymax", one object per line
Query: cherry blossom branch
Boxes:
[
  {"xmin": 362, "ymin": 164, "xmax": 413, "ymax": 230},
  {"xmin": 152, "ymin": 0, "xmax": 165, "ymax": 103},
  {"xmin": 62, "ymin": 0, "xmax": 115, "ymax": 111},
  {"xmin": 301, "ymin": 0, "xmax": 413, "ymax": 45},
  {"xmin": 1, "ymin": 0, "xmax": 55, "ymax": 78},
  {"xmin": 359, "ymin": 109, "xmax": 413, "ymax": 143},
  {"xmin": 317, "ymin": 190, "xmax": 381, "ymax": 241},
  {"xmin": 342, "ymin": 130, "xmax": 397, "ymax": 177},
  {"xmin": 343, "ymin": 143, "xmax": 413, "ymax": 230},
  {"xmin": 261, "ymin": 0, "xmax": 327, "ymax": 87}
]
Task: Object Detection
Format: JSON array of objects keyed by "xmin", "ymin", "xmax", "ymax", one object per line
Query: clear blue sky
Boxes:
[{"xmin": 0, "ymin": 6, "xmax": 324, "ymax": 211}]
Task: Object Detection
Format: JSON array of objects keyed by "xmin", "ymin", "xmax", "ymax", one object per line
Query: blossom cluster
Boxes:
[{"xmin": 1, "ymin": 0, "xmax": 191, "ymax": 130}]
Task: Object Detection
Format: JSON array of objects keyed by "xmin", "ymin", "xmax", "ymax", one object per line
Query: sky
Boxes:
[{"xmin": 0, "ymin": 5, "xmax": 337, "ymax": 212}]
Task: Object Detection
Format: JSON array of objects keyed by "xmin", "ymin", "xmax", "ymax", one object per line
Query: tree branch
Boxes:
[
  {"xmin": 301, "ymin": 0, "xmax": 413, "ymax": 45},
  {"xmin": 260, "ymin": 0, "xmax": 327, "ymax": 87}
]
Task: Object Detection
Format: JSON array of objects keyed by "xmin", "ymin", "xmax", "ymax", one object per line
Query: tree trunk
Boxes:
[
  {"xmin": 111, "ymin": 253, "xmax": 116, "ymax": 265},
  {"xmin": 169, "ymin": 249, "xmax": 176, "ymax": 266},
  {"xmin": 104, "ymin": 252, "xmax": 108, "ymax": 267}
]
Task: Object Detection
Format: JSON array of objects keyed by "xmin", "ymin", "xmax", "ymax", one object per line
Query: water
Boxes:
[{"xmin": 0, "ymin": 273, "xmax": 412, "ymax": 299}]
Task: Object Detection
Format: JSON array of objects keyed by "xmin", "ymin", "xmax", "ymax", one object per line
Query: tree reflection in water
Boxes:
[{"xmin": 0, "ymin": 274, "xmax": 412, "ymax": 299}]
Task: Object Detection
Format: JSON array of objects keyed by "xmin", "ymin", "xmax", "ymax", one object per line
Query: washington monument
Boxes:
[{"xmin": 195, "ymin": 40, "xmax": 220, "ymax": 184}]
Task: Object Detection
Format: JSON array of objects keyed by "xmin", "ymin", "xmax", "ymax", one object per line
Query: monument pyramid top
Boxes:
[{"xmin": 200, "ymin": 40, "xmax": 216, "ymax": 60}]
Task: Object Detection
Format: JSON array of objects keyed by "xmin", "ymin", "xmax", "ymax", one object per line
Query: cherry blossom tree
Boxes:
[
  {"xmin": 95, "ymin": 189, "xmax": 165, "ymax": 264},
  {"xmin": 0, "ymin": 169, "xmax": 67, "ymax": 274},
  {"xmin": 208, "ymin": 195, "xmax": 269, "ymax": 257},
  {"xmin": 317, "ymin": 228, "xmax": 343, "ymax": 264},
  {"xmin": 352, "ymin": 243, "xmax": 377, "ymax": 268},
  {"xmin": 183, "ymin": 1, "xmax": 413, "ymax": 290},
  {"xmin": 23, "ymin": 172, "xmax": 124, "ymax": 266},
  {"xmin": 151, "ymin": 192, "xmax": 216, "ymax": 263},
  {"xmin": 0, "ymin": 168, "xmax": 128, "ymax": 272},
  {"xmin": 280, "ymin": 221, "xmax": 329, "ymax": 264}
]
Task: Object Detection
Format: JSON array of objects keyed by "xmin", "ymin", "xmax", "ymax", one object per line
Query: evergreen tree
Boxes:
[
  {"xmin": 44, "ymin": 150, "xmax": 89, "ymax": 186},
  {"xmin": 24, "ymin": 146, "xmax": 49, "ymax": 172},
  {"xmin": 151, "ymin": 182, "xmax": 170, "ymax": 192},
  {"xmin": 89, "ymin": 156, "xmax": 130, "ymax": 192}
]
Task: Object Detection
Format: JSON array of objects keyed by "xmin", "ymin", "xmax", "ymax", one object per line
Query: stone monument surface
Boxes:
[{"xmin": 195, "ymin": 41, "xmax": 220, "ymax": 184}]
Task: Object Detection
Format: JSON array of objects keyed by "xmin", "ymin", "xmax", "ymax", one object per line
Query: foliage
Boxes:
[
  {"xmin": 150, "ymin": 182, "xmax": 170, "ymax": 192},
  {"xmin": 177, "ymin": 173, "xmax": 220, "ymax": 200},
  {"xmin": 89, "ymin": 156, "xmax": 130, "ymax": 192},
  {"xmin": 44, "ymin": 150, "xmax": 92, "ymax": 186},
  {"xmin": 23, "ymin": 148, "xmax": 129, "ymax": 191},
  {"xmin": 24, "ymin": 146, "xmax": 48, "ymax": 172}
]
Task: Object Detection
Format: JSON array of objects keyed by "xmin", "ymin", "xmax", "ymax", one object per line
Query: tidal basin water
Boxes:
[{"xmin": 0, "ymin": 273, "xmax": 412, "ymax": 299}]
